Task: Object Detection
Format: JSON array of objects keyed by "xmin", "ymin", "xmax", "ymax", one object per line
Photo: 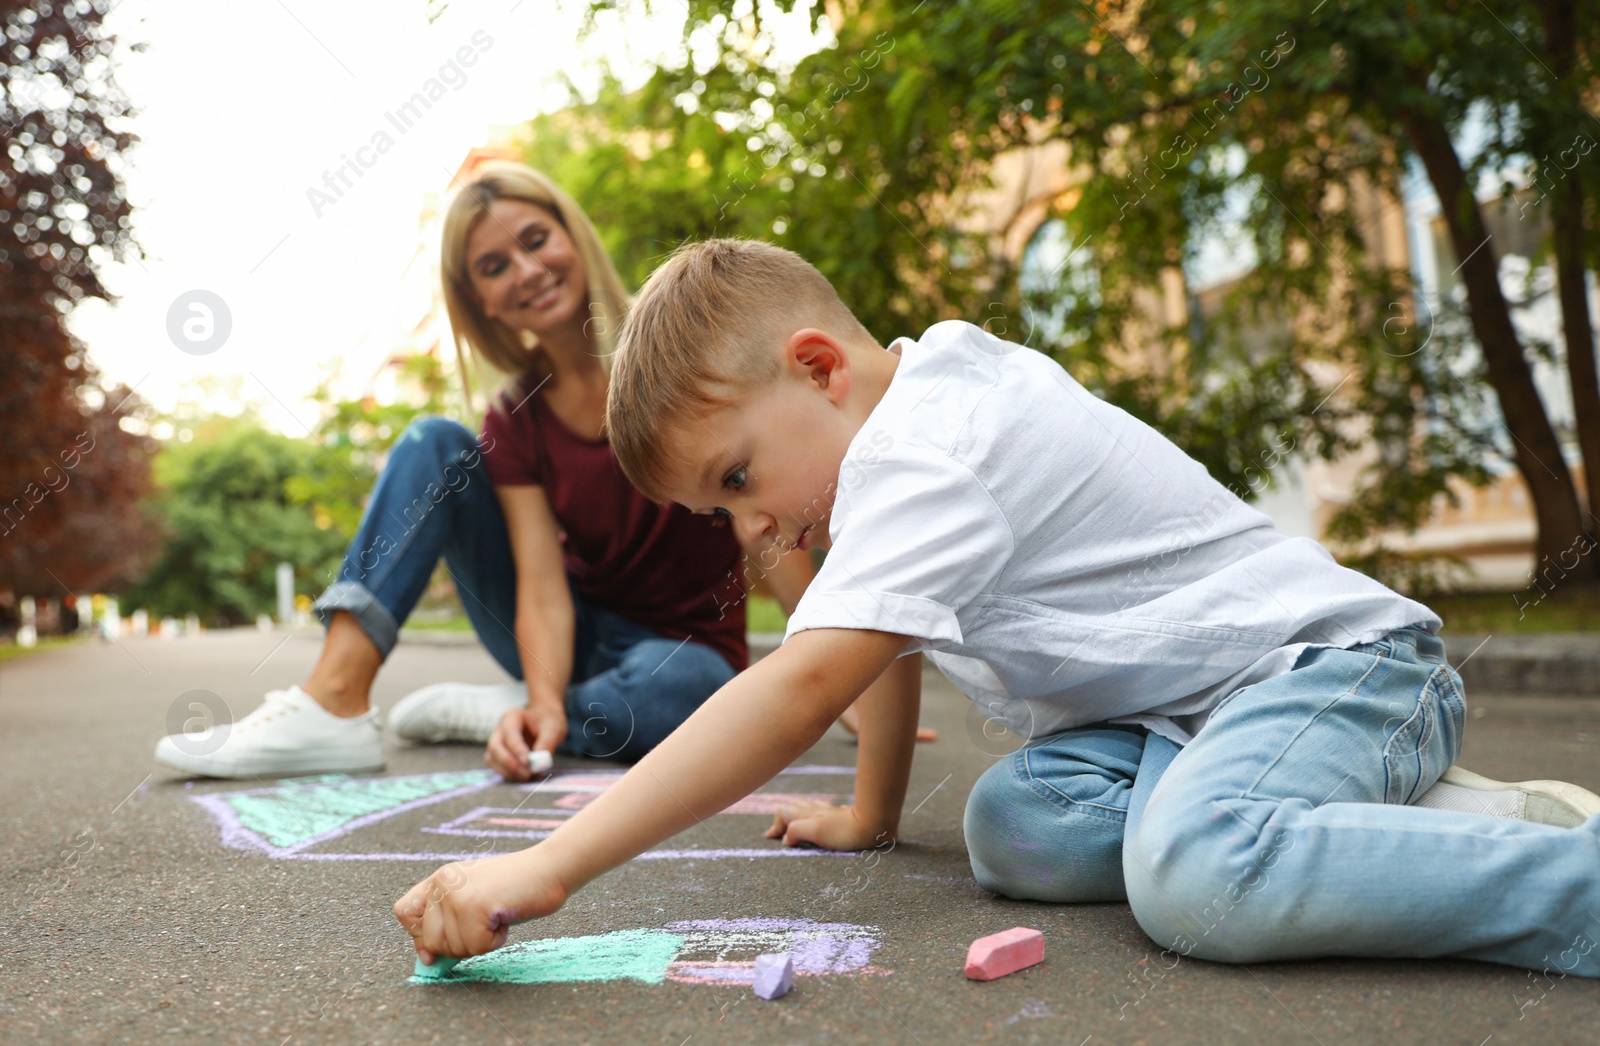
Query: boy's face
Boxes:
[{"xmin": 660, "ymin": 332, "xmax": 862, "ymax": 556}]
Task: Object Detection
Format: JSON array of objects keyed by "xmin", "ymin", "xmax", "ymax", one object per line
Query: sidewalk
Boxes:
[{"xmin": 1, "ymin": 629, "xmax": 1595, "ymax": 1045}]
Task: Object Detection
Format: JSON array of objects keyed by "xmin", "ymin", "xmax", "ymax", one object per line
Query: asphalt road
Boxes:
[{"xmin": 2, "ymin": 629, "xmax": 1597, "ymax": 1045}]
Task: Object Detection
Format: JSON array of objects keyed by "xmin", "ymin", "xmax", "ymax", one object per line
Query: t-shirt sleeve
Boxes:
[
  {"xmin": 479, "ymin": 400, "xmax": 542, "ymax": 487},
  {"xmin": 784, "ymin": 445, "xmax": 1014, "ymax": 647}
]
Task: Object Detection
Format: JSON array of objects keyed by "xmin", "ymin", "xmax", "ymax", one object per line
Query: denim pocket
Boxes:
[
  {"xmin": 1381, "ymin": 695, "xmax": 1434, "ymax": 805},
  {"xmin": 1379, "ymin": 661, "xmax": 1464, "ymax": 804}
]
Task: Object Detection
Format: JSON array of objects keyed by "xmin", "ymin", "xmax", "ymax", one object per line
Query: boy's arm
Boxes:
[
  {"xmin": 396, "ymin": 626, "xmax": 909, "ymax": 960},
  {"xmin": 541, "ymin": 626, "xmax": 909, "ymax": 890},
  {"xmin": 747, "ymin": 541, "xmax": 937, "ymax": 742},
  {"xmin": 767, "ymin": 650, "xmax": 922, "ymax": 849}
]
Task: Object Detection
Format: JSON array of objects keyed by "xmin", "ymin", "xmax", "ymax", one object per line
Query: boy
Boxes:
[{"xmin": 396, "ymin": 239, "xmax": 1600, "ymax": 977}]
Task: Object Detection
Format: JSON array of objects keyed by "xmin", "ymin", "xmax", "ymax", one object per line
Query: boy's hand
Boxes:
[
  {"xmin": 394, "ymin": 851, "xmax": 568, "ymax": 963},
  {"xmin": 486, "ymin": 702, "xmax": 567, "ymax": 781},
  {"xmin": 764, "ymin": 799, "xmax": 893, "ymax": 852}
]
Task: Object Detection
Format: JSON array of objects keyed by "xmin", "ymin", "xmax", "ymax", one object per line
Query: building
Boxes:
[{"xmin": 957, "ymin": 129, "xmax": 1592, "ymax": 591}]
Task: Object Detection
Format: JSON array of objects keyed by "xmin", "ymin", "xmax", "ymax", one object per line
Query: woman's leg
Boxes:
[
  {"xmin": 301, "ymin": 611, "xmax": 384, "ymax": 716},
  {"xmin": 963, "ymin": 724, "xmax": 1178, "ymax": 902},
  {"xmin": 303, "ymin": 416, "xmax": 515, "ymax": 717},
  {"xmin": 155, "ymin": 417, "xmax": 510, "ymax": 776},
  {"xmin": 1123, "ymin": 627, "xmax": 1600, "ymax": 976},
  {"xmin": 554, "ymin": 604, "xmax": 735, "ymax": 764}
]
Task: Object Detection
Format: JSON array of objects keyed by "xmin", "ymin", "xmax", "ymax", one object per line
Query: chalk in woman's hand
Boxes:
[{"xmin": 527, "ymin": 749, "xmax": 552, "ymax": 775}]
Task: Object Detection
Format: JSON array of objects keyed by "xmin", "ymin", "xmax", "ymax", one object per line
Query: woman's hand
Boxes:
[
  {"xmin": 485, "ymin": 700, "xmax": 568, "ymax": 782},
  {"xmin": 394, "ymin": 850, "xmax": 568, "ymax": 963},
  {"xmin": 764, "ymin": 799, "xmax": 895, "ymax": 852}
]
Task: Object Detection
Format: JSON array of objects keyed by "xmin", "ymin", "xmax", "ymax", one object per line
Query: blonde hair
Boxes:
[
  {"xmin": 440, "ymin": 161, "xmax": 631, "ymax": 415},
  {"xmin": 607, "ymin": 238, "xmax": 873, "ymax": 503}
]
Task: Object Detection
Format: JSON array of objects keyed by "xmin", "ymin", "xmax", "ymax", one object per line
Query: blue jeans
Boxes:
[
  {"xmin": 312, "ymin": 417, "xmax": 737, "ymax": 763},
  {"xmin": 965, "ymin": 627, "xmax": 1600, "ymax": 976}
]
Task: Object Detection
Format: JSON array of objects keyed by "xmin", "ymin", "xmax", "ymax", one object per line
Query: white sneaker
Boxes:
[
  {"xmin": 388, "ymin": 681, "xmax": 527, "ymax": 744},
  {"xmin": 1414, "ymin": 765, "xmax": 1600, "ymax": 828},
  {"xmin": 154, "ymin": 686, "xmax": 384, "ymax": 778}
]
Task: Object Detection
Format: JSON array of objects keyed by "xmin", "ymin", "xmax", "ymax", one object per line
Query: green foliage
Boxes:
[
  {"xmin": 123, "ymin": 355, "xmax": 457, "ymax": 624},
  {"xmin": 567, "ymin": 0, "xmax": 1595, "ymax": 589},
  {"xmin": 744, "ymin": 594, "xmax": 788, "ymax": 633},
  {"xmin": 122, "ymin": 416, "xmax": 352, "ymax": 626},
  {"xmin": 290, "ymin": 353, "xmax": 455, "ymax": 535}
]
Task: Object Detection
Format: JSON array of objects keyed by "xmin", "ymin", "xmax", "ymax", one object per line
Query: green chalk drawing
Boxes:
[
  {"xmin": 414, "ymin": 956, "xmax": 459, "ymax": 979},
  {"xmin": 411, "ymin": 929, "xmax": 686, "ymax": 986},
  {"xmin": 224, "ymin": 770, "xmax": 491, "ymax": 849}
]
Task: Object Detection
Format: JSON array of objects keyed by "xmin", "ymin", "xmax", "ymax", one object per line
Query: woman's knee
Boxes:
[
  {"xmin": 619, "ymin": 640, "xmax": 734, "ymax": 703},
  {"xmin": 963, "ymin": 751, "xmax": 1129, "ymax": 903},
  {"xmin": 396, "ymin": 416, "xmax": 477, "ymax": 462},
  {"xmin": 587, "ymin": 640, "xmax": 733, "ymax": 758}
]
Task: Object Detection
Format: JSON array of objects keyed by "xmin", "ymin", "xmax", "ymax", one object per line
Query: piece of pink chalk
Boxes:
[{"xmin": 964, "ymin": 927, "xmax": 1044, "ymax": 981}]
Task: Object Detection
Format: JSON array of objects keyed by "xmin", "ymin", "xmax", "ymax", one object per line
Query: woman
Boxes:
[{"xmin": 153, "ymin": 162, "xmax": 914, "ymax": 782}]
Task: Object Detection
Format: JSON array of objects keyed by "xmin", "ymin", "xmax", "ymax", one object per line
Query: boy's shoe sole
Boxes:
[{"xmin": 1415, "ymin": 765, "xmax": 1600, "ymax": 828}]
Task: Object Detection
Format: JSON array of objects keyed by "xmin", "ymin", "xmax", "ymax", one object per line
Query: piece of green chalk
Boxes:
[{"xmin": 414, "ymin": 956, "xmax": 459, "ymax": 979}]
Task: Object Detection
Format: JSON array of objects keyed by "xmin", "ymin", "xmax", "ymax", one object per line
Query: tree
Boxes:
[
  {"xmin": 290, "ymin": 353, "xmax": 455, "ymax": 536},
  {"xmin": 121, "ymin": 416, "xmax": 352, "ymax": 627},
  {"xmin": 569, "ymin": 0, "xmax": 1598, "ymax": 587},
  {"xmin": 0, "ymin": 0, "xmax": 155, "ymax": 597},
  {"xmin": 123, "ymin": 358, "xmax": 454, "ymax": 625}
]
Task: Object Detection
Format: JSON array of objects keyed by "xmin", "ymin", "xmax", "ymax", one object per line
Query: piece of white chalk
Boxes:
[{"xmin": 527, "ymin": 749, "xmax": 552, "ymax": 774}]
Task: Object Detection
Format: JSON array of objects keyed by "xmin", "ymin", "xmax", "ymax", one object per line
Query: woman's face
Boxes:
[{"xmin": 464, "ymin": 197, "xmax": 589, "ymax": 339}]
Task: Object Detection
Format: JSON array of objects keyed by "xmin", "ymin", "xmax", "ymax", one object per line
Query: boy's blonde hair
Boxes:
[
  {"xmin": 607, "ymin": 238, "xmax": 873, "ymax": 503},
  {"xmin": 440, "ymin": 161, "xmax": 632, "ymax": 416}
]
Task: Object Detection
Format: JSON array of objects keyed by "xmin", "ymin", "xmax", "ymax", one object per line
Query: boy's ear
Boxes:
[{"xmin": 786, "ymin": 328, "xmax": 850, "ymax": 402}]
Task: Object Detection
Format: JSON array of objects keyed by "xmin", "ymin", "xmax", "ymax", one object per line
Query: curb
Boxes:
[
  {"xmin": 1442, "ymin": 633, "xmax": 1600, "ymax": 697},
  {"xmin": 397, "ymin": 631, "xmax": 1599, "ymax": 697}
]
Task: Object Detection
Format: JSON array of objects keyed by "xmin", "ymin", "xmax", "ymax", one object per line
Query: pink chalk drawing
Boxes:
[
  {"xmin": 189, "ymin": 765, "xmax": 860, "ymax": 863},
  {"xmin": 552, "ymin": 790, "xmax": 846, "ymax": 814}
]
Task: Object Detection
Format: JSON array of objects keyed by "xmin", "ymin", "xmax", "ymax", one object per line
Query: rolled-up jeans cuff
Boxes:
[{"xmin": 313, "ymin": 581, "xmax": 400, "ymax": 660}]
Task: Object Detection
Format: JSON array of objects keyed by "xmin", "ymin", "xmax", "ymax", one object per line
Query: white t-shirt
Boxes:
[{"xmin": 783, "ymin": 320, "xmax": 1439, "ymax": 746}]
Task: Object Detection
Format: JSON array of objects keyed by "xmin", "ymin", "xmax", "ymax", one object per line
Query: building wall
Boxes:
[{"xmin": 969, "ymin": 135, "xmax": 1592, "ymax": 591}]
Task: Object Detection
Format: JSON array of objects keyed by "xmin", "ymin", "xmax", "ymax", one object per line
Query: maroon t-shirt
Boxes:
[{"xmin": 479, "ymin": 384, "xmax": 748, "ymax": 672}]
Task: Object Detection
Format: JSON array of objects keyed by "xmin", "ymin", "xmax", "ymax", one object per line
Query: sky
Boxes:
[{"xmin": 65, "ymin": 0, "xmax": 745, "ymax": 434}]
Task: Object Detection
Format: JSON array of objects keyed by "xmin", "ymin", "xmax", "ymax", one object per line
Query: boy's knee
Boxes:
[
  {"xmin": 964, "ymin": 754, "xmax": 1127, "ymax": 903},
  {"xmin": 1123, "ymin": 803, "xmax": 1290, "ymax": 965}
]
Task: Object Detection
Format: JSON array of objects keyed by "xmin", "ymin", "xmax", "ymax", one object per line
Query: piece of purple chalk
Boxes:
[{"xmin": 752, "ymin": 952, "xmax": 794, "ymax": 999}]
